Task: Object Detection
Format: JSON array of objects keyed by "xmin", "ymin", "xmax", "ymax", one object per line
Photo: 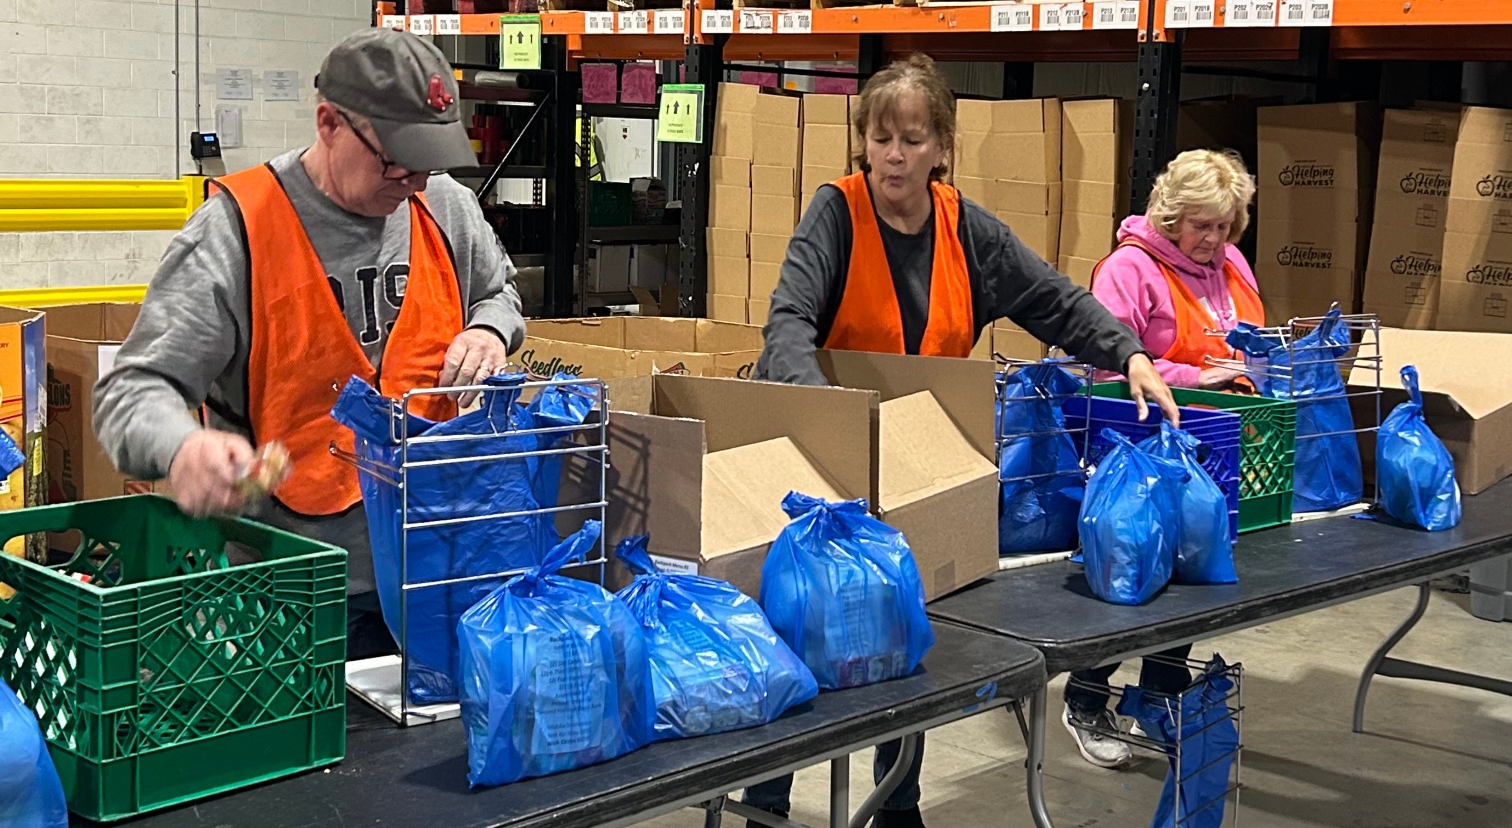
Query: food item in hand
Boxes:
[{"xmin": 236, "ymin": 442, "xmax": 291, "ymax": 499}]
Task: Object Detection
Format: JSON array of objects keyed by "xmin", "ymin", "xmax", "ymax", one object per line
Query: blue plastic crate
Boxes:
[{"xmin": 1063, "ymin": 396, "xmax": 1242, "ymax": 544}]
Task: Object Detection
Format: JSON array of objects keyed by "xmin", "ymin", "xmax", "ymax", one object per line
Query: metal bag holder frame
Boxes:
[{"xmin": 341, "ymin": 373, "xmax": 611, "ymax": 727}]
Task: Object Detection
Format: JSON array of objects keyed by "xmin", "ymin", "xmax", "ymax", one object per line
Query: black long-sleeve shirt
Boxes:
[{"xmin": 754, "ymin": 183, "xmax": 1146, "ymax": 385}]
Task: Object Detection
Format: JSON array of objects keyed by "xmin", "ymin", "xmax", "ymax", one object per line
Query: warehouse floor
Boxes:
[{"xmin": 640, "ymin": 585, "xmax": 1512, "ymax": 828}]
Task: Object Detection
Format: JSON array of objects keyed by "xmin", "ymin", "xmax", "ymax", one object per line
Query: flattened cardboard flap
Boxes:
[
  {"xmin": 702, "ymin": 437, "xmax": 843, "ymax": 558},
  {"xmin": 814, "ymin": 349, "xmax": 996, "ymax": 460},
  {"xmin": 877, "ymin": 391, "xmax": 998, "ymax": 510},
  {"xmin": 1349, "ymin": 327, "xmax": 1512, "ymax": 419}
]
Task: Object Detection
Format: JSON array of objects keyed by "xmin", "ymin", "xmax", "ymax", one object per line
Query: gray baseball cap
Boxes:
[{"xmin": 315, "ymin": 28, "xmax": 477, "ymax": 172}]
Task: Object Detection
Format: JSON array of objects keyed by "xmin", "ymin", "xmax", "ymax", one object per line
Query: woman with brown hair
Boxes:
[{"xmin": 747, "ymin": 54, "xmax": 1179, "ymax": 827}]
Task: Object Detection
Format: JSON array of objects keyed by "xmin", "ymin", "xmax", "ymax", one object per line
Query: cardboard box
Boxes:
[
  {"xmin": 754, "ymin": 91, "xmax": 800, "ymax": 127},
  {"xmin": 707, "ymin": 293, "xmax": 748, "ymax": 324},
  {"xmin": 0, "ymin": 306, "xmax": 44, "ymax": 562},
  {"xmin": 993, "ymin": 319, "xmax": 1050, "ymax": 361},
  {"xmin": 802, "ymin": 93, "xmax": 849, "ymax": 126},
  {"xmin": 1362, "ymin": 221, "xmax": 1442, "ymax": 329},
  {"xmin": 710, "ymin": 156, "xmax": 751, "ymax": 187},
  {"xmin": 709, "ymin": 255, "xmax": 749, "ymax": 297},
  {"xmin": 1061, "ymin": 98, "xmax": 1132, "ymax": 185},
  {"xmin": 586, "ymin": 245, "xmax": 631, "ymax": 293},
  {"xmin": 717, "ymin": 81, "xmax": 761, "ymax": 118},
  {"xmin": 1375, "ymin": 108, "xmax": 1458, "ymax": 215},
  {"xmin": 815, "ymin": 350, "xmax": 1000, "ymax": 601},
  {"xmin": 604, "ymin": 374, "xmax": 875, "ymax": 595},
  {"xmin": 1438, "ymin": 227, "xmax": 1512, "ymax": 333},
  {"xmin": 713, "ymin": 112, "xmax": 755, "ymax": 160},
  {"xmin": 996, "ymin": 180, "xmax": 1061, "ymax": 217},
  {"xmin": 955, "ymin": 176, "xmax": 995, "ymax": 210},
  {"xmin": 801, "ymin": 191, "xmax": 814, "ymax": 216},
  {"xmin": 1058, "ymin": 255, "xmax": 1100, "ymax": 290},
  {"xmin": 849, "ymin": 94, "xmax": 863, "ymax": 160},
  {"xmin": 747, "ymin": 297, "xmax": 771, "ymax": 326},
  {"xmin": 710, "ymin": 184, "xmax": 751, "ymax": 230},
  {"xmin": 629, "ymin": 244, "xmax": 676, "ymax": 288},
  {"xmin": 707, "ymin": 227, "xmax": 747, "ymax": 260},
  {"xmin": 520, "ymin": 317, "xmax": 764, "ymax": 380},
  {"xmin": 997, "ymin": 210, "xmax": 1060, "ymax": 263},
  {"xmin": 1258, "ymin": 101, "xmax": 1380, "ymax": 225},
  {"xmin": 1256, "ymin": 219, "xmax": 1365, "ymax": 318},
  {"xmin": 1447, "ymin": 106, "xmax": 1512, "ymax": 203},
  {"xmin": 801, "ymin": 124, "xmax": 851, "ymax": 170},
  {"xmin": 750, "ymin": 261, "xmax": 782, "ymax": 299},
  {"xmin": 1063, "ymin": 178, "xmax": 1121, "ymax": 217},
  {"xmin": 999, "ymin": 132, "xmax": 1061, "ymax": 185},
  {"xmin": 955, "ymin": 99, "xmax": 1003, "ymax": 134},
  {"xmin": 750, "ymin": 193, "xmax": 798, "ymax": 236},
  {"xmin": 751, "ymin": 165, "xmax": 798, "ymax": 197},
  {"xmin": 802, "ymin": 164, "xmax": 847, "ymax": 194},
  {"xmin": 749, "ymin": 233, "xmax": 790, "ymax": 265},
  {"xmin": 753, "ymin": 126, "xmax": 801, "ymax": 169},
  {"xmin": 1059, "ymin": 210, "xmax": 1118, "ymax": 262}
]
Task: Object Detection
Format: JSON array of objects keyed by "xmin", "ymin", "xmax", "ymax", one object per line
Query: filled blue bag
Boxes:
[
  {"xmin": 615, "ymin": 536, "xmax": 818, "ymax": 740},
  {"xmin": 332, "ymin": 371, "xmax": 593, "ymax": 704},
  {"xmin": 1079, "ymin": 429, "xmax": 1184, "ymax": 605},
  {"xmin": 521, "ymin": 372, "xmax": 600, "ymax": 511},
  {"xmin": 0, "ymin": 679, "xmax": 68, "ymax": 828},
  {"xmin": 1377, "ymin": 366, "xmax": 1461, "ymax": 531},
  {"xmin": 458, "ymin": 521, "xmax": 653, "ymax": 787},
  {"xmin": 997, "ymin": 362, "xmax": 1086, "ymax": 554},
  {"xmin": 760, "ymin": 492, "xmax": 934, "ymax": 690},
  {"xmin": 1116, "ymin": 657, "xmax": 1239, "ymax": 828},
  {"xmin": 1137, "ymin": 422, "xmax": 1237, "ymax": 585}
]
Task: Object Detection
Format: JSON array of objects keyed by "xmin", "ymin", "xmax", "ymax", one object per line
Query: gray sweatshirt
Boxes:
[
  {"xmin": 93, "ymin": 148, "xmax": 526, "ymax": 593},
  {"xmin": 755, "ymin": 183, "xmax": 1145, "ymax": 384}
]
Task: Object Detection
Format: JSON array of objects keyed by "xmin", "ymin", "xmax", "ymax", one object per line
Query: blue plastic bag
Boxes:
[
  {"xmin": 1079, "ymin": 429, "xmax": 1185, "ymax": 605},
  {"xmin": 1137, "ymin": 422, "xmax": 1237, "ymax": 585},
  {"xmin": 0, "ymin": 679, "xmax": 68, "ymax": 828},
  {"xmin": 1116, "ymin": 657, "xmax": 1239, "ymax": 828},
  {"xmin": 332, "ymin": 372, "xmax": 593, "ymax": 704},
  {"xmin": 458, "ymin": 521, "xmax": 653, "ymax": 787},
  {"xmin": 997, "ymin": 362, "xmax": 1086, "ymax": 554},
  {"xmin": 1377, "ymin": 366, "xmax": 1461, "ymax": 531},
  {"xmin": 760, "ymin": 492, "xmax": 935, "ymax": 690},
  {"xmin": 614, "ymin": 536, "xmax": 818, "ymax": 740}
]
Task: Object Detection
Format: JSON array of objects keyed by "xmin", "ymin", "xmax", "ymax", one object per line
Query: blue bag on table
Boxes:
[
  {"xmin": 760, "ymin": 492, "xmax": 934, "ymax": 690},
  {"xmin": 1137, "ymin": 422, "xmax": 1237, "ymax": 585},
  {"xmin": 332, "ymin": 372, "xmax": 595, "ymax": 704},
  {"xmin": 997, "ymin": 362, "xmax": 1086, "ymax": 554},
  {"xmin": 1116, "ymin": 657, "xmax": 1239, "ymax": 828},
  {"xmin": 1377, "ymin": 366, "xmax": 1461, "ymax": 531},
  {"xmin": 0, "ymin": 679, "xmax": 68, "ymax": 828},
  {"xmin": 458, "ymin": 521, "xmax": 653, "ymax": 787},
  {"xmin": 615, "ymin": 536, "xmax": 818, "ymax": 740},
  {"xmin": 1079, "ymin": 428, "xmax": 1185, "ymax": 605}
]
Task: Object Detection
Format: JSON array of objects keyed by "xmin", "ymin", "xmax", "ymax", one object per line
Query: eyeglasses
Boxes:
[{"xmin": 338, "ymin": 111, "xmax": 438, "ymax": 182}]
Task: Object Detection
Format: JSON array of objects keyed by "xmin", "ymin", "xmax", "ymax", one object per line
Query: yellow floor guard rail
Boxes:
[{"xmin": 0, "ymin": 177, "xmax": 208, "ymax": 233}]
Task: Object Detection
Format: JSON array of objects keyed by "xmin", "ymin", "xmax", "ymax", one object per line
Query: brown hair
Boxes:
[{"xmin": 851, "ymin": 53, "xmax": 956, "ymax": 181}]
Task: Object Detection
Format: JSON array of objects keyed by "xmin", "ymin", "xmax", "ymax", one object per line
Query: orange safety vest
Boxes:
[
  {"xmin": 211, "ymin": 164, "xmax": 463, "ymax": 516},
  {"xmin": 822, "ymin": 173, "xmax": 975, "ymax": 357},
  {"xmin": 1092, "ymin": 237, "xmax": 1265, "ymax": 367}
]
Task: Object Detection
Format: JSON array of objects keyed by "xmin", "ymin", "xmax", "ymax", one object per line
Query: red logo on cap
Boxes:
[{"xmin": 427, "ymin": 75, "xmax": 454, "ymax": 112}]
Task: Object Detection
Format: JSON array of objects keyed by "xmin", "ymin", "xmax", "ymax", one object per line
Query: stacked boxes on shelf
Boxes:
[
  {"xmin": 708, "ymin": 83, "xmax": 757, "ymax": 323},
  {"xmin": 748, "ymin": 91, "xmax": 803, "ymax": 326},
  {"xmin": 1256, "ymin": 102, "xmax": 1380, "ymax": 325},
  {"xmin": 800, "ymin": 93, "xmax": 852, "ymax": 224},
  {"xmin": 1058, "ymin": 98, "xmax": 1133, "ymax": 289},
  {"xmin": 1362, "ymin": 107, "xmax": 1459, "ymax": 329},
  {"xmin": 1440, "ymin": 107, "xmax": 1512, "ymax": 333}
]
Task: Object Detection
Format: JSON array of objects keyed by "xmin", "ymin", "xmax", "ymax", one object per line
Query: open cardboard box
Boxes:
[
  {"xmin": 1348, "ymin": 327, "xmax": 1512, "ymax": 495},
  {"xmin": 520, "ymin": 316, "xmax": 764, "ymax": 380}
]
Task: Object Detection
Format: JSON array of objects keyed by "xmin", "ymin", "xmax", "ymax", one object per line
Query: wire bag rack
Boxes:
[
  {"xmin": 1066, "ymin": 654, "xmax": 1246, "ymax": 828},
  {"xmin": 342, "ymin": 374, "xmax": 611, "ymax": 727}
]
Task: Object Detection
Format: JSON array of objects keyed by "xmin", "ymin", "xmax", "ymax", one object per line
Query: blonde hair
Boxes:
[
  {"xmin": 1146, "ymin": 149, "xmax": 1256, "ymax": 243},
  {"xmin": 852, "ymin": 53, "xmax": 956, "ymax": 182}
]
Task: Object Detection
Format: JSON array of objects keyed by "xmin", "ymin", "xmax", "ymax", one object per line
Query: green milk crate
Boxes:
[
  {"xmin": 0, "ymin": 495, "xmax": 347, "ymax": 821},
  {"xmin": 1092, "ymin": 383, "xmax": 1298, "ymax": 534}
]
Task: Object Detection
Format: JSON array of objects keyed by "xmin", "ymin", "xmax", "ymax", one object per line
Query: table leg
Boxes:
[
  {"xmin": 1354, "ymin": 582, "xmax": 1432, "ymax": 733},
  {"xmin": 1027, "ymin": 684, "xmax": 1055, "ymax": 828},
  {"xmin": 828, "ymin": 754, "xmax": 851, "ymax": 828},
  {"xmin": 848, "ymin": 733, "xmax": 920, "ymax": 828},
  {"xmin": 702, "ymin": 795, "xmax": 727, "ymax": 828}
]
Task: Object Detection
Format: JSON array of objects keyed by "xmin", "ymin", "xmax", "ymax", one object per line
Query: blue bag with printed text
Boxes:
[
  {"xmin": 458, "ymin": 521, "xmax": 653, "ymax": 787},
  {"xmin": 1079, "ymin": 428, "xmax": 1184, "ymax": 605},
  {"xmin": 760, "ymin": 493, "xmax": 934, "ymax": 690},
  {"xmin": 615, "ymin": 536, "xmax": 818, "ymax": 740},
  {"xmin": 0, "ymin": 679, "xmax": 68, "ymax": 828},
  {"xmin": 1377, "ymin": 366, "xmax": 1461, "ymax": 531},
  {"xmin": 997, "ymin": 362, "xmax": 1086, "ymax": 554},
  {"xmin": 1137, "ymin": 422, "xmax": 1237, "ymax": 585}
]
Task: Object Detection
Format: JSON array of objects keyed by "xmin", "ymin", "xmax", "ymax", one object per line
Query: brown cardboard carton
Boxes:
[
  {"xmin": 955, "ymin": 176, "xmax": 995, "ymax": 210},
  {"xmin": 995, "ymin": 180, "xmax": 1060, "ymax": 216},
  {"xmin": 708, "ymin": 255, "xmax": 750, "ymax": 297},
  {"xmin": 1257, "ymin": 101, "xmax": 1380, "ymax": 225},
  {"xmin": 750, "ymin": 194, "xmax": 798, "ymax": 236},
  {"xmin": 0, "ymin": 306, "xmax": 51, "ymax": 561},
  {"xmin": 1057, "ymin": 255, "xmax": 1101, "ymax": 290},
  {"xmin": 1061, "ymin": 98, "xmax": 1131, "ymax": 185},
  {"xmin": 1059, "ymin": 210, "xmax": 1118, "ymax": 261},
  {"xmin": 747, "ymin": 298, "xmax": 771, "ymax": 326},
  {"xmin": 1446, "ymin": 106, "xmax": 1512, "ymax": 203},
  {"xmin": 1347, "ymin": 327, "xmax": 1512, "ymax": 494},
  {"xmin": 717, "ymin": 81, "xmax": 761, "ymax": 117},
  {"xmin": 710, "ymin": 156, "xmax": 751, "ymax": 187},
  {"xmin": 707, "ymin": 293, "xmax": 748, "ymax": 324},
  {"xmin": 999, "ymin": 132, "xmax": 1060, "ymax": 185},
  {"xmin": 749, "ymin": 233, "xmax": 790, "ymax": 265},
  {"xmin": 520, "ymin": 317, "xmax": 764, "ymax": 380},
  {"xmin": 1002, "ymin": 97, "xmax": 1061, "ymax": 134},
  {"xmin": 753, "ymin": 126, "xmax": 801, "ymax": 168},
  {"xmin": 749, "ymin": 261, "xmax": 782, "ymax": 299},
  {"xmin": 754, "ymin": 90, "xmax": 800, "ymax": 127},
  {"xmin": 993, "ymin": 318, "xmax": 1049, "ymax": 361},
  {"xmin": 1063, "ymin": 179, "xmax": 1121, "ymax": 216},
  {"xmin": 802, "ymin": 164, "xmax": 847, "ymax": 194},
  {"xmin": 955, "ymin": 99, "xmax": 1001, "ymax": 134},
  {"xmin": 751, "ymin": 165, "xmax": 798, "ymax": 197},
  {"xmin": 710, "ymin": 185, "xmax": 751, "ymax": 230},
  {"xmin": 801, "ymin": 124, "xmax": 851, "ymax": 170},
  {"xmin": 604, "ymin": 374, "xmax": 875, "ymax": 595},
  {"xmin": 969, "ymin": 327, "xmax": 992, "ymax": 361},
  {"xmin": 713, "ymin": 112, "xmax": 755, "ymax": 160},
  {"xmin": 1438, "ymin": 228, "xmax": 1512, "ymax": 333},
  {"xmin": 997, "ymin": 210, "xmax": 1060, "ymax": 263},
  {"xmin": 707, "ymin": 227, "xmax": 747, "ymax": 260},
  {"xmin": 1375, "ymin": 108, "xmax": 1457, "ymax": 216},
  {"xmin": 815, "ymin": 350, "xmax": 1000, "ymax": 600},
  {"xmin": 802, "ymin": 93, "xmax": 848, "ymax": 126},
  {"xmin": 1362, "ymin": 221, "xmax": 1442, "ymax": 329},
  {"xmin": 849, "ymin": 94, "xmax": 863, "ymax": 164},
  {"xmin": 1256, "ymin": 219, "xmax": 1365, "ymax": 320}
]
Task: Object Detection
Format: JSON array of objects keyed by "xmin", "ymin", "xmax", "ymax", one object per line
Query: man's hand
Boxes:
[
  {"xmin": 438, "ymin": 327, "xmax": 510, "ymax": 408},
  {"xmin": 1198, "ymin": 366, "xmax": 1244, "ymax": 391},
  {"xmin": 169, "ymin": 430, "xmax": 257, "ymax": 517},
  {"xmin": 1125, "ymin": 353, "xmax": 1181, "ymax": 427}
]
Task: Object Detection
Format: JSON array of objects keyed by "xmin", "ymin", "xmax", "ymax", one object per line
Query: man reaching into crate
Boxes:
[{"xmin": 93, "ymin": 29, "xmax": 525, "ymax": 659}]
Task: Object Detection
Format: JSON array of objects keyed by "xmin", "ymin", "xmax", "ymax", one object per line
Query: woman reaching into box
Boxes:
[{"xmin": 749, "ymin": 53, "xmax": 1178, "ymax": 828}]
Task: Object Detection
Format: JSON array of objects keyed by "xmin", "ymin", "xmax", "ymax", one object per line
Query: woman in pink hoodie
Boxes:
[
  {"xmin": 1063, "ymin": 150, "xmax": 1264, "ymax": 770},
  {"xmin": 1091, "ymin": 149, "xmax": 1263, "ymax": 390}
]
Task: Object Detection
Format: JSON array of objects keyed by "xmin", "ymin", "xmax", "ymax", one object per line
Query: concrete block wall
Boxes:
[{"xmin": 0, "ymin": 0, "xmax": 371, "ymax": 289}]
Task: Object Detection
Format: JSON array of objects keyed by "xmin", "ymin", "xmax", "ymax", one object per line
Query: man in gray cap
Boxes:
[{"xmin": 94, "ymin": 29, "xmax": 524, "ymax": 658}]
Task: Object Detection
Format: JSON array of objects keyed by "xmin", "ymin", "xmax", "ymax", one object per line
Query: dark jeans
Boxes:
[
  {"xmin": 1063, "ymin": 644, "xmax": 1194, "ymax": 717},
  {"xmin": 742, "ymin": 734, "xmax": 925, "ymax": 814},
  {"xmin": 347, "ymin": 590, "xmax": 399, "ymax": 662}
]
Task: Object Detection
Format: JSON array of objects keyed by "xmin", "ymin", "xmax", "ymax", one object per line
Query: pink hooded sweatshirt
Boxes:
[{"xmin": 1090, "ymin": 215, "xmax": 1260, "ymax": 388}]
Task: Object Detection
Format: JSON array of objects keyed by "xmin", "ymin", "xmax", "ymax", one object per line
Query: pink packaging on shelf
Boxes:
[
  {"xmin": 739, "ymin": 70, "xmax": 780, "ymax": 89},
  {"xmin": 581, "ymin": 63, "xmax": 619, "ymax": 104},
  {"xmin": 813, "ymin": 67, "xmax": 859, "ymax": 95},
  {"xmin": 620, "ymin": 63, "xmax": 657, "ymax": 104}
]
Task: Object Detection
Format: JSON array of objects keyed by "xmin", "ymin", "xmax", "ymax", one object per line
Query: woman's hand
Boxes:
[
  {"xmin": 1125, "ymin": 353, "xmax": 1181, "ymax": 427},
  {"xmin": 1198, "ymin": 366, "xmax": 1244, "ymax": 390}
]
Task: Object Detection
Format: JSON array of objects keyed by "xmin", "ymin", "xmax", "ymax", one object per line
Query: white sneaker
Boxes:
[{"xmin": 1062, "ymin": 705, "xmax": 1133, "ymax": 769}]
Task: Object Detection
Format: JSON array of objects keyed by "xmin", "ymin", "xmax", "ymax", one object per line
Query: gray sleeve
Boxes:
[
  {"xmin": 968, "ymin": 202, "xmax": 1146, "ymax": 373},
  {"xmin": 92, "ymin": 196, "xmax": 247, "ymax": 481},
  {"xmin": 423, "ymin": 176, "xmax": 526, "ymax": 353},
  {"xmin": 753, "ymin": 186, "xmax": 849, "ymax": 386}
]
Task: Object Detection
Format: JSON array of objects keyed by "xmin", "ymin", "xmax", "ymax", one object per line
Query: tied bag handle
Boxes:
[{"xmin": 1401, "ymin": 365, "xmax": 1423, "ymax": 409}]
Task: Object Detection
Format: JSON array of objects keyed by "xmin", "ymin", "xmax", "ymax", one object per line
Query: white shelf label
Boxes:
[
  {"xmin": 1164, "ymin": 0, "xmax": 1191, "ymax": 28},
  {"xmin": 739, "ymin": 8, "xmax": 774, "ymax": 33},
  {"xmin": 1248, "ymin": 0, "xmax": 1278, "ymax": 25},
  {"xmin": 1039, "ymin": 3, "xmax": 1065, "ymax": 30},
  {"xmin": 653, "ymin": 9, "xmax": 685, "ymax": 33},
  {"xmin": 1188, "ymin": 0, "xmax": 1215, "ymax": 26},
  {"xmin": 1278, "ymin": 0, "xmax": 1307, "ymax": 25},
  {"xmin": 1226, "ymin": 0, "xmax": 1251, "ymax": 26},
  {"xmin": 1092, "ymin": 1, "xmax": 1117, "ymax": 28},
  {"xmin": 1305, "ymin": 0, "xmax": 1333, "ymax": 25},
  {"xmin": 584, "ymin": 11, "xmax": 614, "ymax": 33},
  {"xmin": 618, "ymin": 9, "xmax": 650, "ymax": 33},
  {"xmin": 435, "ymin": 14, "xmax": 462, "ymax": 34},
  {"xmin": 1116, "ymin": 0, "xmax": 1141, "ymax": 28},
  {"xmin": 380, "ymin": 14, "xmax": 405, "ymax": 30},
  {"xmin": 408, "ymin": 14, "xmax": 434, "ymax": 35},
  {"xmin": 990, "ymin": 4, "xmax": 1036, "ymax": 32},
  {"xmin": 702, "ymin": 9, "xmax": 734, "ymax": 32},
  {"xmin": 776, "ymin": 9, "xmax": 812, "ymax": 33},
  {"xmin": 1059, "ymin": 3, "xmax": 1084, "ymax": 30}
]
